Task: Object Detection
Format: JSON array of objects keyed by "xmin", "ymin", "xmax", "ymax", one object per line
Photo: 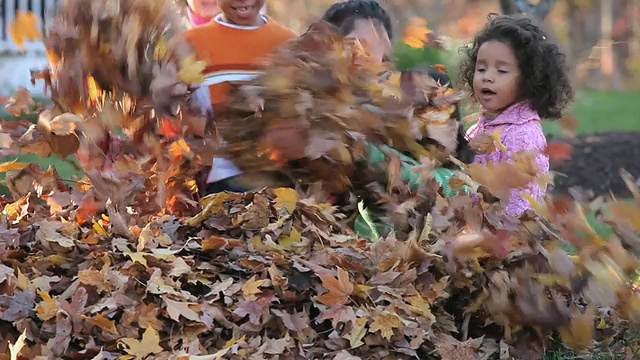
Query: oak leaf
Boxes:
[{"xmin": 164, "ymin": 297, "xmax": 202, "ymax": 323}]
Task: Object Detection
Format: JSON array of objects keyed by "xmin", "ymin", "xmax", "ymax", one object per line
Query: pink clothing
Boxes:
[
  {"xmin": 466, "ymin": 102, "xmax": 549, "ymax": 216},
  {"xmin": 187, "ymin": 6, "xmax": 213, "ymax": 27}
]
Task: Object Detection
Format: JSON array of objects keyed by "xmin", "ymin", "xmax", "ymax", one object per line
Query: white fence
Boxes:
[{"xmin": 0, "ymin": 0, "xmax": 60, "ymax": 53}]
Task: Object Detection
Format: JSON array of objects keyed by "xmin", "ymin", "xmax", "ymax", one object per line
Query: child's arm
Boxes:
[{"xmin": 501, "ymin": 123, "xmax": 549, "ymax": 216}]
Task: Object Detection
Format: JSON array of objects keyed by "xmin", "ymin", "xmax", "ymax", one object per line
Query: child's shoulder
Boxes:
[{"xmin": 501, "ymin": 119, "xmax": 546, "ymax": 152}]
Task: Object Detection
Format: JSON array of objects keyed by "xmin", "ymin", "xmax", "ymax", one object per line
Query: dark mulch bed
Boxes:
[{"xmin": 550, "ymin": 131, "xmax": 640, "ymax": 196}]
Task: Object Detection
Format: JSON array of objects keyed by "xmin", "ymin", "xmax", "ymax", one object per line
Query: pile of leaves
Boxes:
[{"xmin": 2, "ymin": 4, "xmax": 640, "ymax": 359}]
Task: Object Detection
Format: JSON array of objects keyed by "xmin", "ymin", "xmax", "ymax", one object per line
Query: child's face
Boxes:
[
  {"xmin": 472, "ymin": 40, "xmax": 521, "ymax": 114},
  {"xmin": 187, "ymin": 0, "xmax": 220, "ymax": 18},
  {"xmin": 346, "ymin": 18, "xmax": 391, "ymax": 64},
  {"xmin": 219, "ymin": 0, "xmax": 265, "ymax": 26}
]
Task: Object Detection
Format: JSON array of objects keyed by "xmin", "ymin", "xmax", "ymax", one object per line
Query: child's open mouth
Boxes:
[
  {"xmin": 480, "ymin": 88, "xmax": 496, "ymax": 101},
  {"xmin": 233, "ymin": 6, "xmax": 254, "ymax": 17}
]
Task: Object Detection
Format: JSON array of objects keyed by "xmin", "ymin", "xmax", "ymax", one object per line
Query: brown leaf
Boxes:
[
  {"xmin": 316, "ymin": 267, "xmax": 354, "ymax": 306},
  {"xmin": 118, "ymin": 326, "xmax": 164, "ymax": 358}
]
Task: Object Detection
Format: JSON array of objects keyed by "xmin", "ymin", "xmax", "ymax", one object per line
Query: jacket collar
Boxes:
[{"xmin": 480, "ymin": 102, "xmax": 540, "ymax": 127}]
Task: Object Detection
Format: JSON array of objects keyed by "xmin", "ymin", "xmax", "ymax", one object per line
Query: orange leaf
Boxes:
[
  {"xmin": 403, "ymin": 17, "xmax": 431, "ymax": 49},
  {"xmin": 8, "ymin": 11, "xmax": 42, "ymax": 51},
  {"xmin": 76, "ymin": 195, "xmax": 101, "ymax": 224},
  {"xmin": 544, "ymin": 142, "xmax": 573, "ymax": 164},
  {"xmin": 316, "ymin": 267, "xmax": 353, "ymax": 306}
]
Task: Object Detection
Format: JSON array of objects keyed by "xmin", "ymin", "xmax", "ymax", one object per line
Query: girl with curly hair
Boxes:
[{"xmin": 461, "ymin": 14, "xmax": 574, "ymax": 216}]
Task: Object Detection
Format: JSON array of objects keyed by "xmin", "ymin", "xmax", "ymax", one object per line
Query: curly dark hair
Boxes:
[{"xmin": 459, "ymin": 14, "xmax": 573, "ymax": 119}]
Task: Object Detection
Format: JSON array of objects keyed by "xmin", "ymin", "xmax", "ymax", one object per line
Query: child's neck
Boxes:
[{"xmin": 220, "ymin": 15, "xmax": 265, "ymax": 27}]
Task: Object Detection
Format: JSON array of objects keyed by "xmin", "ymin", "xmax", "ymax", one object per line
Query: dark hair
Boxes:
[
  {"xmin": 321, "ymin": 0, "xmax": 393, "ymax": 39},
  {"xmin": 460, "ymin": 14, "xmax": 573, "ymax": 119}
]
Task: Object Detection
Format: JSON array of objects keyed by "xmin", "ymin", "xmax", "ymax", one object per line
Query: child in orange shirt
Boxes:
[{"xmin": 182, "ymin": 0, "xmax": 296, "ymax": 194}]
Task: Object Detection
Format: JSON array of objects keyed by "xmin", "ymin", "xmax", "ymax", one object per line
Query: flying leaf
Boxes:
[
  {"xmin": 316, "ymin": 267, "xmax": 354, "ymax": 306},
  {"xmin": 403, "ymin": 17, "xmax": 431, "ymax": 49},
  {"xmin": 178, "ymin": 55, "xmax": 206, "ymax": 84},
  {"xmin": 8, "ymin": 11, "xmax": 42, "ymax": 51},
  {"xmin": 0, "ymin": 161, "xmax": 31, "ymax": 173},
  {"xmin": 545, "ymin": 142, "xmax": 573, "ymax": 164}
]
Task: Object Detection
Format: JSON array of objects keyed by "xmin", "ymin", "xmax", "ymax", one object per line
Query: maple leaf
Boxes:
[
  {"xmin": 369, "ymin": 312, "xmax": 402, "ymax": 340},
  {"xmin": 241, "ymin": 275, "xmax": 265, "ymax": 300},
  {"xmin": 35, "ymin": 290, "xmax": 58, "ymax": 321},
  {"xmin": 0, "ymin": 289, "xmax": 36, "ymax": 322},
  {"xmin": 8, "ymin": 331, "xmax": 27, "ymax": 360},
  {"xmin": 545, "ymin": 142, "xmax": 573, "ymax": 164},
  {"xmin": 178, "ymin": 55, "xmax": 206, "ymax": 84},
  {"xmin": 118, "ymin": 326, "xmax": 164, "ymax": 358},
  {"xmin": 234, "ymin": 292, "xmax": 275, "ymax": 324},
  {"xmin": 8, "ymin": 11, "xmax": 42, "ymax": 51},
  {"xmin": 316, "ymin": 267, "xmax": 354, "ymax": 306}
]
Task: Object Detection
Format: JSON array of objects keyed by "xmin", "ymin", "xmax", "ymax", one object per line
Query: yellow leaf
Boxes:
[
  {"xmin": 92, "ymin": 218, "xmax": 110, "ymax": 237},
  {"xmin": 241, "ymin": 275, "xmax": 265, "ymax": 300},
  {"xmin": 9, "ymin": 331, "xmax": 27, "ymax": 360},
  {"xmin": 118, "ymin": 326, "xmax": 163, "ymax": 358},
  {"xmin": 273, "ymin": 187, "xmax": 298, "ymax": 214},
  {"xmin": 154, "ymin": 35, "xmax": 168, "ymax": 60},
  {"xmin": 352, "ymin": 284, "xmax": 374, "ymax": 299},
  {"xmin": 0, "ymin": 161, "xmax": 31, "ymax": 173},
  {"xmin": 178, "ymin": 55, "xmax": 206, "ymax": 84},
  {"xmin": 8, "ymin": 11, "xmax": 42, "ymax": 51},
  {"xmin": 35, "ymin": 290, "xmax": 58, "ymax": 321},
  {"xmin": 278, "ymin": 228, "xmax": 301, "ymax": 248},
  {"xmin": 123, "ymin": 252, "xmax": 148, "ymax": 267},
  {"xmin": 403, "ymin": 17, "xmax": 431, "ymax": 49},
  {"xmin": 491, "ymin": 128, "xmax": 507, "ymax": 152},
  {"xmin": 16, "ymin": 268, "xmax": 30, "ymax": 291},
  {"xmin": 83, "ymin": 314, "xmax": 119, "ymax": 335},
  {"xmin": 346, "ymin": 316, "xmax": 368, "ymax": 348},
  {"xmin": 369, "ymin": 312, "xmax": 402, "ymax": 340},
  {"xmin": 188, "ymin": 192, "xmax": 238, "ymax": 227}
]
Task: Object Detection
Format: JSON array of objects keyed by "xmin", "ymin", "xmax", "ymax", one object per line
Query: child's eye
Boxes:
[
  {"xmin": 498, "ymin": 69, "xmax": 508, "ymax": 74},
  {"xmin": 476, "ymin": 68, "xmax": 486, "ymax": 73}
]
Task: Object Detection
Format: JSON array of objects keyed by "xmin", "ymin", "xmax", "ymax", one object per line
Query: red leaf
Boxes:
[{"xmin": 544, "ymin": 142, "xmax": 572, "ymax": 164}]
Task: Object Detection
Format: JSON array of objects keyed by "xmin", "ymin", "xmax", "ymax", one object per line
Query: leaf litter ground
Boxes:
[{"xmin": 1, "ymin": 1, "xmax": 640, "ymax": 359}]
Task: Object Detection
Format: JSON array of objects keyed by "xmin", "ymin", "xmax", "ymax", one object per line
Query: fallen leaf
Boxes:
[
  {"xmin": 118, "ymin": 326, "xmax": 164, "ymax": 358},
  {"xmin": 241, "ymin": 275, "xmax": 265, "ymax": 300},
  {"xmin": 316, "ymin": 267, "xmax": 354, "ymax": 306},
  {"xmin": 369, "ymin": 312, "xmax": 401, "ymax": 340},
  {"xmin": 35, "ymin": 290, "xmax": 58, "ymax": 321},
  {"xmin": 273, "ymin": 187, "xmax": 298, "ymax": 214}
]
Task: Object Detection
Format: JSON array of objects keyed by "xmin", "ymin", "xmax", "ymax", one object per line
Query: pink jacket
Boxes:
[{"xmin": 466, "ymin": 102, "xmax": 549, "ymax": 216}]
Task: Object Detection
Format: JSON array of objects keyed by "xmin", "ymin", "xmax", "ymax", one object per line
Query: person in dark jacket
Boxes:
[{"xmin": 321, "ymin": 0, "xmax": 472, "ymax": 162}]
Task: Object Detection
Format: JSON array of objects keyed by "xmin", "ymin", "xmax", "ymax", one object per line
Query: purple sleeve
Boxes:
[{"xmin": 501, "ymin": 122, "xmax": 549, "ymax": 216}]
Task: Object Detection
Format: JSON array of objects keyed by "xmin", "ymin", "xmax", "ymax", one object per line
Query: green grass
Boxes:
[{"xmin": 544, "ymin": 90, "xmax": 640, "ymax": 137}]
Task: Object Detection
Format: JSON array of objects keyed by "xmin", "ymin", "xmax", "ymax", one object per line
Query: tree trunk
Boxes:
[{"xmin": 499, "ymin": 0, "xmax": 557, "ymax": 20}]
